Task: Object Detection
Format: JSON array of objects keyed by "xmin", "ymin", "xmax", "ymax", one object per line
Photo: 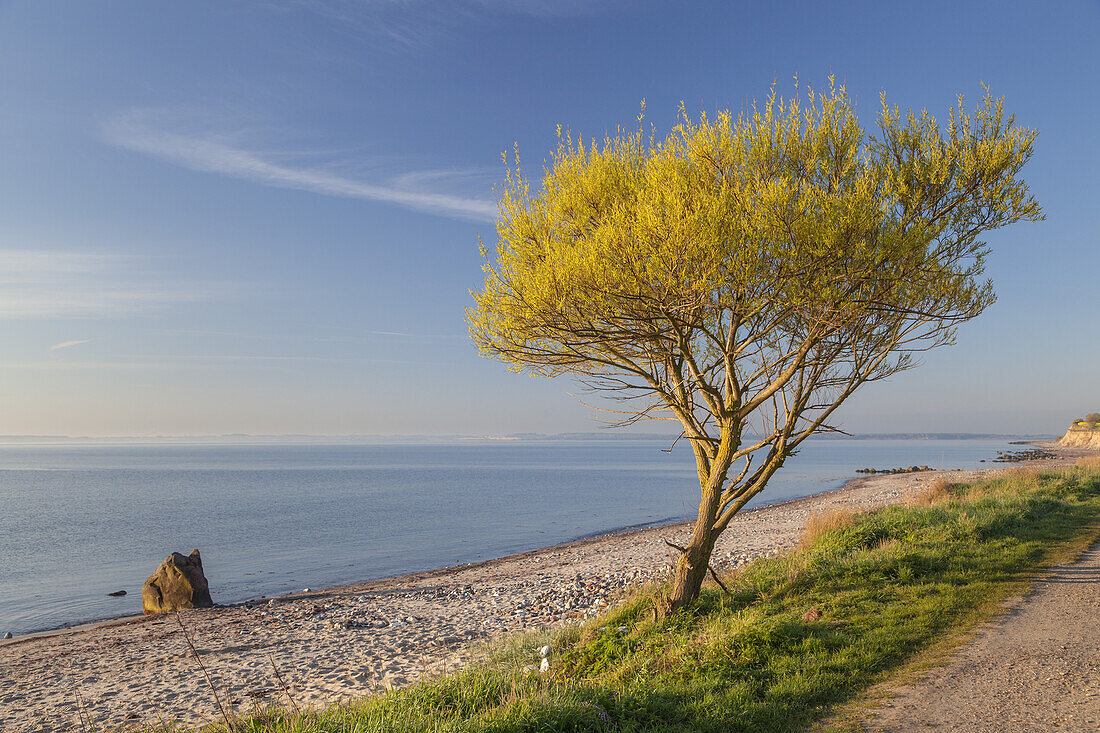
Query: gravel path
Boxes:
[{"xmin": 867, "ymin": 538, "xmax": 1100, "ymax": 732}]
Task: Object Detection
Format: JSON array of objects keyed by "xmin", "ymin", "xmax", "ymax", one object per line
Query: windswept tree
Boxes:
[
  {"xmin": 469, "ymin": 81, "xmax": 1042, "ymax": 612},
  {"xmin": 1086, "ymin": 413, "xmax": 1100, "ymax": 424}
]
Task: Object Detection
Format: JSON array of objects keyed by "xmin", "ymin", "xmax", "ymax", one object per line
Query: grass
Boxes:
[{"xmin": 177, "ymin": 463, "xmax": 1100, "ymax": 733}]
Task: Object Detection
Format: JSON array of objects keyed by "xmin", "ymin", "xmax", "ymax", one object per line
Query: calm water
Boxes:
[{"xmin": 0, "ymin": 438, "xmax": 1014, "ymax": 635}]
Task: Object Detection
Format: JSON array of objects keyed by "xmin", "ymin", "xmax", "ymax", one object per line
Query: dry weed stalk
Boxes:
[
  {"xmin": 268, "ymin": 653, "xmax": 301, "ymax": 716},
  {"xmin": 872, "ymin": 537, "xmax": 899, "ymax": 552},
  {"xmin": 141, "ymin": 690, "xmax": 169, "ymax": 731},
  {"xmin": 1010, "ymin": 466, "xmax": 1041, "ymax": 482},
  {"xmin": 174, "ymin": 611, "xmax": 235, "ymax": 732},
  {"xmin": 73, "ymin": 683, "xmax": 95, "ymax": 733},
  {"xmin": 800, "ymin": 508, "xmax": 856, "ymax": 547},
  {"xmin": 1075, "ymin": 455, "xmax": 1100, "ymax": 470},
  {"xmin": 910, "ymin": 478, "xmax": 952, "ymax": 507},
  {"xmin": 783, "ymin": 555, "xmax": 812, "ymax": 588}
]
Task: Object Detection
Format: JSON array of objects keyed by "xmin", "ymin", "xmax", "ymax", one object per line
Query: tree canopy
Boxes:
[{"xmin": 469, "ymin": 80, "xmax": 1042, "ymax": 610}]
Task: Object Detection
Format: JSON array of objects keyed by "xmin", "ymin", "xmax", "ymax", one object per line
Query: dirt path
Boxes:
[{"xmin": 867, "ymin": 539, "xmax": 1100, "ymax": 731}]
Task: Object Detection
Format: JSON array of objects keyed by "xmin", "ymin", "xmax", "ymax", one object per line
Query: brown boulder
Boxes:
[{"xmin": 142, "ymin": 549, "xmax": 213, "ymax": 614}]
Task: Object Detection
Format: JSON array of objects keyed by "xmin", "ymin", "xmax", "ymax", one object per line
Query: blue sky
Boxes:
[{"xmin": 0, "ymin": 0, "xmax": 1097, "ymax": 437}]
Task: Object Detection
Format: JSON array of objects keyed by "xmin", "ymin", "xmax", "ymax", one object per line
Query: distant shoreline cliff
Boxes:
[{"xmin": 1058, "ymin": 421, "xmax": 1100, "ymax": 449}]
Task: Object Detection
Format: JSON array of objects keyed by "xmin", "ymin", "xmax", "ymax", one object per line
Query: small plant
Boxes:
[
  {"xmin": 910, "ymin": 477, "xmax": 953, "ymax": 506},
  {"xmin": 800, "ymin": 507, "xmax": 857, "ymax": 547},
  {"xmin": 1076, "ymin": 455, "xmax": 1100, "ymax": 470}
]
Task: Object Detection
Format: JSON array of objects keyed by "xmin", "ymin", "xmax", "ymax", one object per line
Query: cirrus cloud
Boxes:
[
  {"xmin": 49, "ymin": 339, "xmax": 93, "ymax": 351},
  {"xmin": 0, "ymin": 249, "xmax": 228, "ymax": 319},
  {"xmin": 103, "ymin": 110, "xmax": 498, "ymax": 222}
]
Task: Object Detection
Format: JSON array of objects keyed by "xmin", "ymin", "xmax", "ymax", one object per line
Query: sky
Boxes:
[{"xmin": 0, "ymin": 0, "xmax": 1097, "ymax": 438}]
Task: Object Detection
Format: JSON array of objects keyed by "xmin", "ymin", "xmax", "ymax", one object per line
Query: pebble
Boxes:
[{"xmin": 2, "ymin": 632, "xmax": 11, "ymax": 640}]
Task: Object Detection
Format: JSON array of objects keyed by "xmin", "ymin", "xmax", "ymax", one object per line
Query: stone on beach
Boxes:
[{"xmin": 142, "ymin": 549, "xmax": 213, "ymax": 614}]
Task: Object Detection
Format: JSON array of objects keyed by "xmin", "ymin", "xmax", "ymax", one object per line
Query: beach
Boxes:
[{"xmin": 0, "ymin": 450, "xmax": 1076, "ymax": 732}]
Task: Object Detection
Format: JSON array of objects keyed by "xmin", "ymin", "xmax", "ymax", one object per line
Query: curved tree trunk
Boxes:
[{"xmin": 665, "ymin": 427, "xmax": 736, "ymax": 613}]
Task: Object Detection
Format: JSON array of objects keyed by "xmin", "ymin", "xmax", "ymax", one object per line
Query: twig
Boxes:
[
  {"xmin": 708, "ymin": 565, "xmax": 733, "ymax": 596},
  {"xmin": 268, "ymin": 653, "xmax": 301, "ymax": 716},
  {"xmin": 663, "ymin": 539, "xmax": 687, "ymax": 553},
  {"xmin": 175, "ymin": 612, "xmax": 235, "ymax": 731},
  {"xmin": 69, "ymin": 661, "xmax": 96, "ymax": 733},
  {"xmin": 74, "ymin": 685, "xmax": 94, "ymax": 733}
]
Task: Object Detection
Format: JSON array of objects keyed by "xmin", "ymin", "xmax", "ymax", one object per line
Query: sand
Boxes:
[{"xmin": 0, "ymin": 456, "xmax": 1073, "ymax": 732}]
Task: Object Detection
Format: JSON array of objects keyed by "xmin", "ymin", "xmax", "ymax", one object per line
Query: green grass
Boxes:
[{"xmin": 187, "ymin": 465, "xmax": 1100, "ymax": 733}]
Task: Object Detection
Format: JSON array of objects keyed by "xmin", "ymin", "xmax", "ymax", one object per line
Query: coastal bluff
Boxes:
[{"xmin": 1058, "ymin": 417, "xmax": 1100, "ymax": 449}]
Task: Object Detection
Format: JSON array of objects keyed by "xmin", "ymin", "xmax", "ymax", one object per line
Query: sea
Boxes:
[{"xmin": 0, "ymin": 437, "xmax": 1020, "ymax": 636}]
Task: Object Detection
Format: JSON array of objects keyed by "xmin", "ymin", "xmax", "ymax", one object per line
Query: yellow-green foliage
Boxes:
[
  {"xmin": 469, "ymin": 79, "xmax": 1041, "ymax": 382},
  {"xmin": 469, "ymin": 78, "xmax": 1042, "ymax": 611}
]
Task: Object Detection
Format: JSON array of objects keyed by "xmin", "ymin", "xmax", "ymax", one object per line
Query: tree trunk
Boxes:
[
  {"xmin": 663, "ymin": 424, "xmax": 738, "ymax": 614},
  {"xmin": 665, "ymin": 472, "xmax": 725, "ymax": 613},
  {"xmin": 666, "ymin": 524, "xmax": 718, "ymax": 613}
]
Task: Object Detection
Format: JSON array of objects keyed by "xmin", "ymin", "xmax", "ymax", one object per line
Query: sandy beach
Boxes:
[{"xmin": 0, "ymin": 450, "xmax": 1077, "ymax": 732}]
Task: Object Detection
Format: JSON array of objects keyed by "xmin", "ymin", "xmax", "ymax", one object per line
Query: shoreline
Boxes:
[
  {"xmin": 4, "ymin": 473, "xmax": 867, "ymax": 642},
  {"xmin": 0, "ymin": 447, "xmax": 1080, "ymax": 731},
  {"xmin": 4, "ymin": 472, "xmax": 876, "ymax": 642},
  {"xmin": 1, "ymin": 438, "xmax": 1044, "ymax": 640}
]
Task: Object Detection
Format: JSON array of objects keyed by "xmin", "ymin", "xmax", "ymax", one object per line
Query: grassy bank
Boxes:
[{"xmin": 188, "ymin": 461, "xmax": 1100, "ymax": 733}]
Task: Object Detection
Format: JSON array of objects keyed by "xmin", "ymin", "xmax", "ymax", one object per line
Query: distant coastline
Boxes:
[{"xmin": 0, "ymin": 431, "xmax": 1056, "ymax": 445}]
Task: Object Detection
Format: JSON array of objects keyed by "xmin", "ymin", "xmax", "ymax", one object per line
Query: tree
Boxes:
[
  {"xmin": 469, "ymin": 81, "xmax": 1042, "ymax": 613},
  {"xmin": 1086, "ymin": 413, "xmax": 1100, "ymax": 424}
]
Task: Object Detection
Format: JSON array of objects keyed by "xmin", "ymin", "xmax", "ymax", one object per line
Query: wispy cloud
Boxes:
[
  {"xmin": 257, "ymin": 0, "xmax": 615, "ymax": 49},
  {"xmin": 0, "ymin": 353, "xmax": 457, "ymax": 370},
  {"xmin": 103, "ymin": 111, "xmax": 497, "ymax": 222},
  {"xmin": 49, "ymin": 339, "xmax": 93, "ymax": 351},
  {"xmin": 0, "ymin": 249, "xmax": 226, "ymax": 319},
  {"xmin": 320, "ymin": 329, "xmax": 464, "ymax": 341}
]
